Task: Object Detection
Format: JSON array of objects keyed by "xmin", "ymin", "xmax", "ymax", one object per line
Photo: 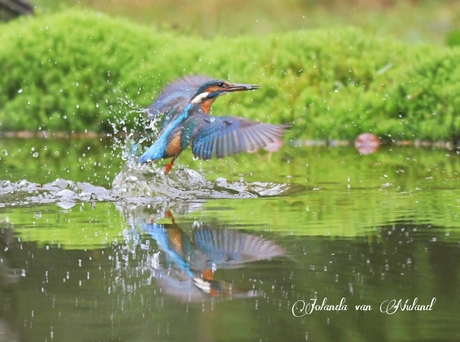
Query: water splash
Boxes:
[
  {"xmin": 0, "ymin": 161, "xmax": 303, "ymax": 207},
  {"xmin": 0, "ymin": 179, "xmax": 116, "ymax": 208},
  {"xmin": 112, "ymin": 161, "xmax": 303, "ymax": 200}
]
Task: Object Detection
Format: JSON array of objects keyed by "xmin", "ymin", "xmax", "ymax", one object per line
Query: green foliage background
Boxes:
[{"xmin": 1, "ymin": 9, "xmax": 460, "ymax": 141}]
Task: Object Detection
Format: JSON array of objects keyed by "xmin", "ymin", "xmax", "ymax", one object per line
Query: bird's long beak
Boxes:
[{"xmin": 226, "ymin": 83, "xmax": 261, "ymax": 92}]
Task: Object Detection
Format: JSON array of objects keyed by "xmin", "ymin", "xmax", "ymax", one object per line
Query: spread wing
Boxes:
[
  {"xmin": 192, "ymin": 226, "xmax": 285, "ymax": 268},
  {"xmin": 145, "ymin": 75, "xmax": 213, "ymax": 122},
  {"xmin": 190, "ymin": 114, "xmax": 289, "ymax": 160}
]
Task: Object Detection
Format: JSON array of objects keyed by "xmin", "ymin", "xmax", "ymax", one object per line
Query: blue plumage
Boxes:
[{"xmin": 138, "ymin": 104, "xmax": 192, "ymax": 163}]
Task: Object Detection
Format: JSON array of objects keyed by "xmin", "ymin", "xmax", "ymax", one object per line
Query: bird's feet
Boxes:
[
  {"xmin": 164, "ymin": 157, "xmax": 177, "ymax": 174},
  {"xmin": 164, "ymin": 162, "xmax": 173, "ymax": 174}
]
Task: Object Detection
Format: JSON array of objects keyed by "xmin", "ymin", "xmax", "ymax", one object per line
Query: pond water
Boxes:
[{"xmin": 0, "ymin": 138, "xmax": 459, "ymax": 341}]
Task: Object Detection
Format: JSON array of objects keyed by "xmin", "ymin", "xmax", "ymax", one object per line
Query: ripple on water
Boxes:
[
  {"xmin": 0, "ymin": 179, "xmax": 115, "ymax": 208},
  {"xmin": 0, "ymin": 163, "xmax": 304, "ymax": 207}
]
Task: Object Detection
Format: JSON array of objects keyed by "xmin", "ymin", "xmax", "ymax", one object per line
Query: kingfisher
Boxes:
[{"xmin": 138, "ymin": 75, "xmax": 289, "ymax": 173}]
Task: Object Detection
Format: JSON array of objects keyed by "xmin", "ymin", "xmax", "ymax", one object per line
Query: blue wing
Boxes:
[
  {"xmin": 190, "ymin": 114, "xmax": 289, "ymax": 160},
  {"xmin": 145, "ymin": 75, "xmax": 213, "ymax": 124}
]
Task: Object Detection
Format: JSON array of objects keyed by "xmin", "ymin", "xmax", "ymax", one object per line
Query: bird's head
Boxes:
[{"xmin": 190, "ymin": 79, "xmax": 260, "ymax": 113}]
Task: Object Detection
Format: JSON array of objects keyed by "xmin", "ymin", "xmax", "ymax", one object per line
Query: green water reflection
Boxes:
[
  {"xmin": 0, "ymin": 138, "xmax": 123, "ymax": 187},
  {"xmin": 1, "ymin": 201, "xmax": 459, "ymax": 341},
  {"xmin": 0, "ymin": 138, "xmax": 460, "ymax": 341}
]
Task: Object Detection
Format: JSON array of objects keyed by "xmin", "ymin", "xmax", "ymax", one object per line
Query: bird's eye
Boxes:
[{"xmin": 217, "ymin": 82, "xmax": 225, "ymax": 87}]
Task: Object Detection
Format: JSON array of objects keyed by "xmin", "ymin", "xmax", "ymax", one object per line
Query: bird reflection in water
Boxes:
[{"xmin": 141, "ymin": 211, "xmax": 285, "ymax": 301}]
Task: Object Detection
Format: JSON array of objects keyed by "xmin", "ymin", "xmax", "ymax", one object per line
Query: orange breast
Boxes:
[
  {"xmin": 165, "ymin": 131, "xmax": 182, "ymax": 157},
  {"xmin": 168, "ymin": 228, "xmax": 184, "ymax": 253},
  {"xmin": 200, "ymin": 99, "xmax": 213, "ymax": 114}
]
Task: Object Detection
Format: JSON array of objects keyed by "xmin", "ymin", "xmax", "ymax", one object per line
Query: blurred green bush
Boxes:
[
  {"xmin": 446, "ymin": 29, "xmax": 460, "ymax": 47},
  {"xmin": 1, "ymin": 8, "xmax": 460, "ymax": 141}
]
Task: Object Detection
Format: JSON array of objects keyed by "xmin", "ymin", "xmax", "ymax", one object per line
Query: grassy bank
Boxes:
[{"xmin": 1, "ymin": 9, "xmax": 460, "ymax": 141}]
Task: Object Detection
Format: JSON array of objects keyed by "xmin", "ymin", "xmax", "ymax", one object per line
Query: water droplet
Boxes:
[{"xmin": 18, "ymin": 88, "xmax": 23, "ymax": 93}]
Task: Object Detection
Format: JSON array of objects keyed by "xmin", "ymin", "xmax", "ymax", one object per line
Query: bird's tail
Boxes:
[{"xmin": 138, "ymin": 140, "xmax": 165, "ymax": 163}]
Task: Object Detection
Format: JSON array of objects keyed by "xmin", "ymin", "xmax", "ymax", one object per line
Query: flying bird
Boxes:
[{"xmin": 138, "ymin": 75, "xmax": 289, "ymax": 173}]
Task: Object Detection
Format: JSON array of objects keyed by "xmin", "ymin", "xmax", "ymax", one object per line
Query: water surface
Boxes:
[{"xmin": 1, "ymin": 138, "xmax": 459, "ymax": 341}]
